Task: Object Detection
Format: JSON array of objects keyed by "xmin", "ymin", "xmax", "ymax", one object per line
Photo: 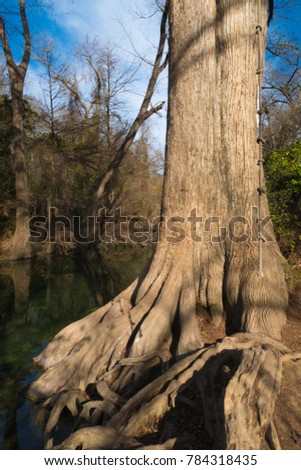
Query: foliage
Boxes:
[
  {"xmin": 265, "ymin": 142, "xmax": 301, "ymax": 256},
  {"xmin": 0, "ymin": 94, "xmax": 38, "ymax": 202}
]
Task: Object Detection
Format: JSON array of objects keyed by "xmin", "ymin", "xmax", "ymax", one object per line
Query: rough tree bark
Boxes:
[
  {"xmin": 29, "ymin": 0, "xmax": 292, "ymax": 450},
  {"xmin": 0, "ymin": 0, "xmax": 32, "ymax": 260}
]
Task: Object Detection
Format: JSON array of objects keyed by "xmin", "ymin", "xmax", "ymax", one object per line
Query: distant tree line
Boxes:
[{"xmin": 0, "ymin": 1, "xmax": 167, "ymax": 258}]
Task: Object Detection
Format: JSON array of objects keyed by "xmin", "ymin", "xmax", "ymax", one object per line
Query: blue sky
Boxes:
[
  {"xmin": 274, "ymin": 0, "xmax": 301, "ymax": 42},
  {"xmin": 0, "ymin": 0, "xmax": 168, "ymax": 148},
  {"xmin": 36, "ymin": 0, "xmax": 168, "ymax": 143},
  {"xmin": 1, "ymin": 0, "xmax": 301, "ymax": 149}
]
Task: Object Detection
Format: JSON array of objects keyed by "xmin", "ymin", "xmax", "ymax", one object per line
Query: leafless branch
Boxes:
[{"xmin": 89, "ymin": 1, "xmax": 170, "ymax": 215}]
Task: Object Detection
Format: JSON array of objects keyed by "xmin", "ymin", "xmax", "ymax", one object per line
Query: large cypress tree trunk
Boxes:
[{"xmin": 29, "ymin": 0, "xmax": 291, "ymax": 450}]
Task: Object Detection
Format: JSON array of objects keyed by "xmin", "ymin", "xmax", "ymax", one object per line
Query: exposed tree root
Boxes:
[
  {"xmin": 137, "ymin": 438, "xmax": 177, "ymax": 450},
  {"xmin": 197, "ymin": 345, "xmax": 282, "ymax": 449},
  {"xmin": 30, "ymin": 245, "xmax": 204, "ymax": 400},
  {"xmin": 44, "ymin": 390, "xmax": 88, "ymax": 449},
  {"xmin": 53, "ymin": 427, "xmax": 139, "ymax": 450},
  {"xmin": 28, "ymin": 238, "xmax": 290, "ymax": 450},
  {"xmin": 35, "ymin": 333, "xmax": 297, "ymax": 450},
  {"xmin": 33, "ymin": 281, "xmax": 137, "ymax": 371}
]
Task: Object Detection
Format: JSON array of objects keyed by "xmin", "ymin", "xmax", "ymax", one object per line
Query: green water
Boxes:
[{"xmin": 0, "ymin": 248, "xmax": 150, "ymax": 449}]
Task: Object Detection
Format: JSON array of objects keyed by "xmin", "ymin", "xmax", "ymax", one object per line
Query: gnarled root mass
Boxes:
[
  {"xmin": 30, "ymin": 330, "xmax": 297, "ymax": 450},
  {"xmin": 28, "ymin": 243, "xmax": 290, "ymax": 450}
]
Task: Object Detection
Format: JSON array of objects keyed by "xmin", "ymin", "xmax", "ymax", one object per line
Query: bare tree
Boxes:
[
  {"xmin": 263, "ymin": 35, "xmax": 301, "ymax": 149},
  {"xmin": 0, "ymin": 0, "xmax": 32, "ymax": 260},
  {"xmin": 36, "ymin": 39, "xmax": 66, "ymax": 138},
  {"xmin": 88, "ymin": 5, "xmax": 168, "ymax": 218}
]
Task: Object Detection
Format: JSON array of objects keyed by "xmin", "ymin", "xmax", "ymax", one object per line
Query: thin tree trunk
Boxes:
[
  {"xmin": 9, "ymin": 82, "xmax": 32, "ymax": 259},
  {"xmin": 0, "ymin": 0, "xmax": 32, "ymax": 260}
]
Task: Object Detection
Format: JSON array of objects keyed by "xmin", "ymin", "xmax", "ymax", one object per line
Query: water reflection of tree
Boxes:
[
  {"xmin": 0, "ymin": 250, "xmax": 150, "ymax": 448},
  {"xmin": 77, "ymin": 247, "xmax": 152, "ymax": 307},
  {"xmin": 0, "ymin": 261, "xmax": 31, "ymax": 449}
]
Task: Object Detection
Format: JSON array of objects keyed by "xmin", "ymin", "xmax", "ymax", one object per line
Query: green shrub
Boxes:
[{"xmin": 265, "ymin": 142, "xmax": 301, "ymax": 257}]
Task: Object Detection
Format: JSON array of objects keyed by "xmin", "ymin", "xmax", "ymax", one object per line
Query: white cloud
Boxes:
[{"xmin": 49, "ymin": 0, "xmax": 133, "ymax": 42}]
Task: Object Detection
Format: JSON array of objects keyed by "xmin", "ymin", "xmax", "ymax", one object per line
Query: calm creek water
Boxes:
[{"xmin": 0, "ymin": 248, "xmax": 150, "ymax": 449}]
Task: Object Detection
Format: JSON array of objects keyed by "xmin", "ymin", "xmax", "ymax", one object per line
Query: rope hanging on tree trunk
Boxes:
[{"xmin": 256, "ymin": 24, "xmax": 265, "ymax": 279}]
